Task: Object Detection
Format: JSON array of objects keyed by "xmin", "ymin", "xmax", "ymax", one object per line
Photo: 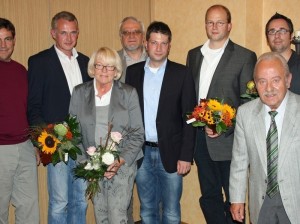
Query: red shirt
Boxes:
[{"xmin": 0, "ymin": 59, "xmax": 29, "ymax": 144}]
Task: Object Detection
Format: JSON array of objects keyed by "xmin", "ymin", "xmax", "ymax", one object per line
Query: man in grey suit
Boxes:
[
  {"xmin": 118, "ymin": 16, "xmax": 147, "ymax": 83},
  {"xmin": 230, "ymin": 52, "xmax": 300, "ymax": 224},
  {"xmin": 186, "ymin": 4, "xmax": 256, "ymax": 223}
]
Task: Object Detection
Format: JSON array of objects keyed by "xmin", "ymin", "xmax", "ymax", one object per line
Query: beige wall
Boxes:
[{"xmin": 3, "ymin": 0, "xmax": 300, "ymax": 223}]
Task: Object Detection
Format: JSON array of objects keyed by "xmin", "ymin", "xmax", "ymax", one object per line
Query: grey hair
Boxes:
[
  {"xmin": 119, "ymin": 16, "xmax": 145, "ymax": 37},
  {"xmin": 254, "ymin": 52, "xmax": 290, "ymax": 79}
]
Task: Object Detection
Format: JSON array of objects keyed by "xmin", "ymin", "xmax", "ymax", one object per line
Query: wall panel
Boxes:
[{"xmin": 2, "ymin": 0, "xmax": 300, "ymax": 223}]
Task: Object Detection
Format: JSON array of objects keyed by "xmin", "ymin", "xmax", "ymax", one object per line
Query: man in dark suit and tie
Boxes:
[
  {"xmin": 27, "ymin": 11, "xmax": 91, "ymax": 224},
  {"xmin": 265, "ymin": 12, "xmax": 300, "ymax": 94},
  {"xmin": 186, "ymin": 4, "xmax": 257, "ymax": 223},
  {"xmin": 230, "ymin": 52, "xmax": 300, "ymax": 224},
  {"xmin": 126, "ymin": 21, "xmax": 196, "ymax": 223}
]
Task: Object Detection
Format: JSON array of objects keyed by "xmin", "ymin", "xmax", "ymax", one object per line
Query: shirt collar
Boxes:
[
  {"xmin": 54, "ymin": 45, "xmax": 78, "ymax": 59},
  {"xmin": 144, "ymin": 57, "xmax": 167, "ymax": 70}
]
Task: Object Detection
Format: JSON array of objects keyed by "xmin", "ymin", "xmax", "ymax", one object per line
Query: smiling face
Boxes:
[
  {"xmin": 0, "ymin": 28, "xmax": 15, "ymax": 62},
  {"xmin": 51, "ymin": 19, "xmax": 79, "ymax": 57},
  {"xmin": 93, "ymin": 58, "xmax": 116, "ymax": 89},
  {"xmin": 254, "ymin": 57, "xmax": 291, "ymax": 110},
  {"xmin": 266, "ymin": 18, "xmax": 292, "ymax": 54}
]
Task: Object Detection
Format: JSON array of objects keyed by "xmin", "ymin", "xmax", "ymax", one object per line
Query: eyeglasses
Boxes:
[
  {"xmin": 205, "ymin": 21, "xmax": 227, "ymax": 27},
  {"xmin": 267, "ymin": 28, "xmax": 290, "ymax": 36},
  {"xmin": 94, "ymin": 63, "xmax": 115, "ymax": 71},
  {"xmin": 121, "ymin": 30, "xmax": 142, "ymax": 37}
]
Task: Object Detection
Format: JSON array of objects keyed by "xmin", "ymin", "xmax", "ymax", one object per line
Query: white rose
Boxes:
[
  {"xmin": 110, "ymin": 132, "xmax": 122, "ymax": 144},
  {"xmin": 84, "ymin": 162, "xmax": 93, "ymax": 170},
  {"xmin": 92, "ymin": 163, "xmax": 100, "ymax": 170},
  {"xmin": 102, "ymin": 152, "xmax": 115, "ymax": 165},
  {"xmin": 86, "ymin": 146, "xmax": 97, "ymax": 156}
]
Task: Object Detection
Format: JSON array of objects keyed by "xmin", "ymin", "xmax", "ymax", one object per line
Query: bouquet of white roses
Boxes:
[{"xmin": 73, "ymin": 125, "xmax": 122, "ymax": 199}]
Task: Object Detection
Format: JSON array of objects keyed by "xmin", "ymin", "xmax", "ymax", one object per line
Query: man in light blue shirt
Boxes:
[{"xmin": 126, "ymin": 21, "xmax": 196, "ymax": 223}]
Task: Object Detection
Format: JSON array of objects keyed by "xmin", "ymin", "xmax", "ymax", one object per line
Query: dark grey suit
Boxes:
[{"xmin": 186, "ymin": 39, "xmax": 257, "ymax": 223}]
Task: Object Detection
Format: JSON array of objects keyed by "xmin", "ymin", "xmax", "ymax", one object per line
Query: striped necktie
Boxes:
[{"xmin": 266, "ymin": 111, "xmax": 279, "ymax": 198}]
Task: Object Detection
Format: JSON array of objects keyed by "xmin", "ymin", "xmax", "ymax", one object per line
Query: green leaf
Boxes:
[{"xmin": 52, "ymin": 152, "xmax": 60, "ymax": 166}]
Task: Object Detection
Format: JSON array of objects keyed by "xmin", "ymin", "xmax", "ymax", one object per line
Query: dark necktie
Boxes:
[{"xmin": 266, "ymin": 111, "xmax": 279, "ymax": 198}]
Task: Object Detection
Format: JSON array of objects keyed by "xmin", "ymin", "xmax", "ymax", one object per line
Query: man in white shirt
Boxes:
[
  {"xmin": 186, "ymin": 4, "xmax": 257, "ymax": 223},
  {"xmin": 230, "ymin": 52, "xmax": 300, "ymax": 224},
  {"xmin": 27, "ymin": 11, "xmax": 91, "ymax": 224}
]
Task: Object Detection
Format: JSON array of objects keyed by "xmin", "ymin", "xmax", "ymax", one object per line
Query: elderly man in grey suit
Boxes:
[
  {"xmin": 186, "ymin": 4, "xmax": 256, "ymax": 223},
  {"xmin": 230, "ymin": 52, "xmax": 300, "ymax": 224},
  {"xmin": 118, "ymin": 16, "xmax": 147, "ymax": 83}
]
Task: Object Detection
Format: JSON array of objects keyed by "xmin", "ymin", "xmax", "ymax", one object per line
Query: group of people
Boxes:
[{"xmin": 1, "ymin": 4, "xmax": 300, "ymax": 224}]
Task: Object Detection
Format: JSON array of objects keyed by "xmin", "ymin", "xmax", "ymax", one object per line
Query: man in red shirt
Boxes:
[{"xmin": 0, "ymin": 18, "xmax": 39, "ymax": 224}]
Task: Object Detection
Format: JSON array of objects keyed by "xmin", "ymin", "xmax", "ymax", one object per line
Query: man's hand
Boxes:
[
  {"xmin": 177, "ymin": 160, "xmax": 191, "ymax": 175},
  {"xmin": 205, "ymin": 126, "xmax": 220, "ymax": 138},
  {"xmin": 230, "ymin": 203, "xmax": 245, "ymax": 222}
]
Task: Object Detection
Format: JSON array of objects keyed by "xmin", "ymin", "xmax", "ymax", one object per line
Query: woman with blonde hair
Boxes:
[{"xmin": 69, "ymin": 47, "xmax": 144, "ymax": 223}]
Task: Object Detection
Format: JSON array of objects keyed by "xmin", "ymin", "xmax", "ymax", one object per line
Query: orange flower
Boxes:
[{"xmin": 66, "ymin": 131, "xmax": 73, "ymax": 140}]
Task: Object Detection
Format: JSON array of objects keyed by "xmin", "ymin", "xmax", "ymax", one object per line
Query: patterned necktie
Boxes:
[{"xmin": 266, "ymin": 111, "xmax": 279, "ymax": 198}]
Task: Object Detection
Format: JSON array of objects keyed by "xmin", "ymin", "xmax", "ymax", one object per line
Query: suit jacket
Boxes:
[
  {"xmin": 69, "ymin": 80, "xmax": 144, "ymax": 164},
  {"xmin": 229, "ymin": 91, "xmax": 300, "ymax": 224},
  {"xmin": 27, "ymin": 46, "xmax": 91, "ymax": 125},
  {"xmin": 186, "ymin": 39, "xmax": 257, "ymax": 161},
  {"xmin": 126, "ymin": 60, "xmax": 196, "ymax": 173},
  {"xmin": 288, "ymin": 50, "xmax": 300, "ymax": 95}
]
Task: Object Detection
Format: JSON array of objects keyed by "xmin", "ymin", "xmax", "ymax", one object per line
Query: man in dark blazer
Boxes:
[
  {"xmin": 27, "ymin": 11, "xmax": 91, "ymax": 224},
  {"xmin": 265, "ymin": 12, "xmax": 300, "ymax": 95},
  {"xmin": 126, "ymin": 21, "xmax": 196, "ymax": 223},
  {"xmin": 186, "ymin": 5, "xmax": 257, "ymax": 224}
]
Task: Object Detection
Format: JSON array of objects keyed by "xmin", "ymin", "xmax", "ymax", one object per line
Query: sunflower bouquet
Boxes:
[
  {"xmin": 30, "ymin": 115, "xmax": 82, "ymax": 166},
  {"xmin": 186, "ymin": 98, "xmax": 236, "ymax": 134},
  {"xmin": 73, "ymin": 124, "xmax": 122, "ymax": 199},
  {"xmin": 241, "ymin": 80, "xmax": 259, "ymax": 100}
]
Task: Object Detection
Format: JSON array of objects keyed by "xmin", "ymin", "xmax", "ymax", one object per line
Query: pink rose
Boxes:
[
  {"xmin": 110, "ymin": 132, "xmax": 123, "ymax": 144},
  {"xmin": 86, "ymin": 146, "xmax": 97, "ymax": 156}
]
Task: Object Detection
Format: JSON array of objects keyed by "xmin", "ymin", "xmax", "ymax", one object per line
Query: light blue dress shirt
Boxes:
[{"xmin": 143, "ymin": 58, "xmax": 167, "ymax": 142}]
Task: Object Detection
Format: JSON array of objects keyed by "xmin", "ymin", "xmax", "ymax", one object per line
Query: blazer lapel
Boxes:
[
  {"xmin": 208, "ymin": 40, "xmax": 234, "ymax": 97},
  {"xmin": 108, "ymin": 81, "xmax": 124, "ymax": 123},
  {"xmin": 193, "ymin": 51, "xmax": 203, "ymax": 103},
  {"xmin": 278, "ymin": 92, "xmax": 298, "ymax": 169},
  {"xmin": 253, "ymin": 100, "xmax": 268, "ymax": 175}
]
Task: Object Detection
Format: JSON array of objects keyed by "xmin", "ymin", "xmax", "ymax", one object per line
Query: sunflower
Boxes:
[
  {"xmin": 203, "ymin": 110, "xmax": 215, "ymax": 125},
  {"xmin": 38, "ymin": 131, "xmax": 60, "ymax": 154},
  {"xmin": 222, "ymin": 104, "xmax": 236, "ymax": 119},
  {"xmin": 207, "ymin": 99, "xmax": 223, "ymax": 111}
]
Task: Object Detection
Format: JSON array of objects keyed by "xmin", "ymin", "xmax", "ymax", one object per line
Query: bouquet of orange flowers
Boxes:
[
  {"xmin": 186, "ymin": 98, "xmax": 236, "ymax": 134},
  {"xmin": 30, "ymin": 115, "xmax": 82, "ymax": 166}
]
